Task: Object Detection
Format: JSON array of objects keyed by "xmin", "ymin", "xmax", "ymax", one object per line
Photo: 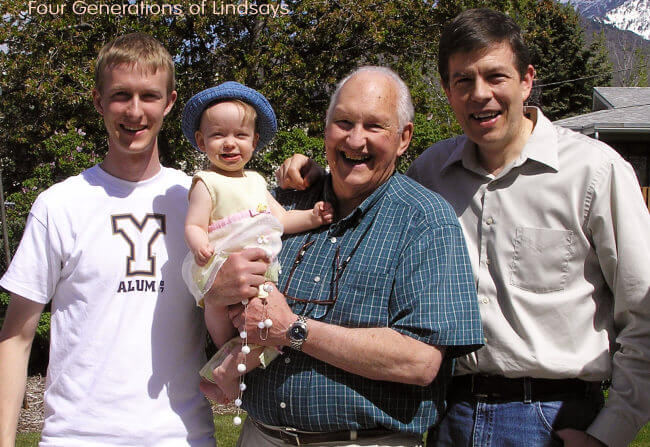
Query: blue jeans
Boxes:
[{"xmin": 428, "ymin": 388, "xmax": 604, "ymax": 446}]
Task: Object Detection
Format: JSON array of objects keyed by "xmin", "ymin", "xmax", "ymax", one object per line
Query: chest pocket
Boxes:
[
  {"xmin": 509, "ymin": 227, "xmax": 575, "ymax": 293},
  {"xmin": 327, "ymin": 268, "xmax": 393, "ymax": 326}
]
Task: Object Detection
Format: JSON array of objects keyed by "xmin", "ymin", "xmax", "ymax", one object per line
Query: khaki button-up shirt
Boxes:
[{"xmin": 407, "ymin": 107, "xmax": 650, "ymax": 447}]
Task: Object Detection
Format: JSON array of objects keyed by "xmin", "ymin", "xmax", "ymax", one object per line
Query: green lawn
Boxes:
[
  {"xmin": 16, "ymin": 414, "xmax": 246, "ymax": 447},
  {"xmin": 214, "ymin": 413, "xmax": 246, "ymax": 446},
  {"xmin": 16, "ymin": 417, "xmax": 650, "ymax": 447},
  {"xmin": 632, "ymin": 424, "xmax": 650, "ymax": 447},
  {"xmin": 15, "ymin": 432, "xmax": 40, "ymax": 447}
]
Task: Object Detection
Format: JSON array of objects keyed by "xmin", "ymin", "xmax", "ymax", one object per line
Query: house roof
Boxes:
[
  {"xmin": 554, "ymin": 87, "xmax": 650, "ymax": 136},
  {"xmin": 593, "ymin": 87, "xmax": 650, "ymax": 109}
]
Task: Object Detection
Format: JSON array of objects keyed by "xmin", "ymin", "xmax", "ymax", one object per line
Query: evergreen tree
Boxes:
[
  {"xmin": 524, "ymin": 0, "xmax": 612, "ymax": 120},
  {"xmin": 0, "ymin": 0, "xmax": 439, "ymax": 238},
  {"xmin": 0, "ymin": 0, "xmax": 617, "ymax": 247},
  {"xmin": 432, "ymin": 0, "xmax": 612, "ymax": 120},
  {"xmin": 0, "ymin": 0, "xmax": 615, "ymax": 252},
  {"xmin": 0, "ymin": 0, "xmax": 617, "ymax": 371},
  {"xmin": 0, "ymin": 0, "xmax": 458, "ymax": 372}
]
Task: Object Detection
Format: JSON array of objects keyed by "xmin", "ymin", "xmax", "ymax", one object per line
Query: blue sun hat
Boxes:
[{"xmin": 182, "ymin": 81, "xmax": 277, "ymax": 152}]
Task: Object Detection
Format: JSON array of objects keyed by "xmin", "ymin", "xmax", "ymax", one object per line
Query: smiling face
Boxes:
[
  {"xmin": 444, "ymin": 42, "xmax": 534, "ymax": 157},
  {"xmin": 93, "ymin": 63, "xmax": 176, "ymax": 166},
  {"xmin": 325, "ymin": 71, "xmax": 413, "ymax": 215},
  {"xmin": 194, "ymin": 101, "xmax": 258, "ymax": 176}
]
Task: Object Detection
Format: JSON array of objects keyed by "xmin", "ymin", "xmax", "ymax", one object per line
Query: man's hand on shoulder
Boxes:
[
  {"xmin": 275, "ymin": 154, "xmax": 325, "ymax": 191},
  {"xmin": 556, "ymin": 429, "xmax": 607, "ymax": 447}
]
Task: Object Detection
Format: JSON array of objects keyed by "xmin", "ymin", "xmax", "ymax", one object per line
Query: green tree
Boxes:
[
  {"xmin": 524, "ymin": 0, "xmax": 612, "ymax": 120},
  {"xmin": 0, "ymin": 0, "xmax": 442, "ymax": 190},
  {"xmin": 0, "ymin": 0, "xmax": 615, "ymax": 372},
  {"xmin": 432, "ymin": 0, "xmax": 612, "ymax": 120},
  {"xmin": 0, "ymin": 0, "xmax": 446, "ymax": 371},
  {"xmin": 0, "ymin": 0, "xmax": 442, "ymax": 215}
]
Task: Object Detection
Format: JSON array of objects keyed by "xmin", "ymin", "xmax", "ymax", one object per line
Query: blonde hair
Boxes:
[
  {"xmin": 201, "ymin": 99, "xmax": 258, "ymax": 128},
  {"xmin": 95, "ymin": 33, "xmax": 175, "ymax": 94}
]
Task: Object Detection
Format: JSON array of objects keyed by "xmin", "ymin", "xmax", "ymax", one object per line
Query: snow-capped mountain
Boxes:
[
  {"xmin": 602, "ymin": 0, "xmax": 650, "ymax": 40},
  {"xmin": 560, "ymin": 0, "xmax": 626, "ymax": 18},
  {"xmin": 560, "ymin": 0, "xmax": 650, "ymax": 40}
]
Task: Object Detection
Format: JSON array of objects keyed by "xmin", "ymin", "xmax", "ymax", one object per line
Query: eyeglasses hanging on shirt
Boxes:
[{"xmin": 281, "ymin": 213, "xmax": 378, "ymax": 308}]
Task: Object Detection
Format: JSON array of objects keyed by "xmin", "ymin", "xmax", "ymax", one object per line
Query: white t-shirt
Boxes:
[{"xmin": 1, "ymin": 165, "xmax": 215, "ymax": 447}]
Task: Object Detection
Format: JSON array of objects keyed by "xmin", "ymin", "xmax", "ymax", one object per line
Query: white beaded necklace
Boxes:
[{"xmin": 233, "ymin": 284, "xmax": 273, "ymax": 425}]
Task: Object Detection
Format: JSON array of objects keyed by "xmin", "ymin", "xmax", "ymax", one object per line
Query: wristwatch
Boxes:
[{"xmin": 287, "ymin": 315, "xmax": 309, "ymax": 351}]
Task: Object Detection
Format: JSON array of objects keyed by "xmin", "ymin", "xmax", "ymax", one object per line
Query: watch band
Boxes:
[{"xmin": 288, "ymin": 315, "xmax": 308, "ymax": 351}]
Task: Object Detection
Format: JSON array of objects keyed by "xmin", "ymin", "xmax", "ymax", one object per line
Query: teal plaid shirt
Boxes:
[{"xmin": 242, "ymin": 173, "xmax": 483, "ymax": 434}]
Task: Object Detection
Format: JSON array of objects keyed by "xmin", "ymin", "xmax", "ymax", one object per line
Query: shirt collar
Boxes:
[
  {"xmin": 439, "ymin": 107, "xmax": 559, "ymax": 176},
  {"xmin": 440, "ymin": 136, "xmax": 473, "ymax": 173},
  {"xmin": 323, "ymin": 173, "xmax": 393, "ymax": 234},
  {"xmin": 519, "ymin": 107, "xmax": 559, "ymax": 172}
]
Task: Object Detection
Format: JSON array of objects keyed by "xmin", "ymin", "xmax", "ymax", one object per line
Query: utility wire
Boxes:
[
  {"xmin": 535, "ymin": 63, "xmax": 650, "ymax": 88},
  {"xmin": 585, "ymin": 102, "xmax": 650, "ymax": 109}
]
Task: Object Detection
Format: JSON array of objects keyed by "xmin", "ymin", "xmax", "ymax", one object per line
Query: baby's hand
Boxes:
[
  {"xmin": 313, "ymin": 201, "xmax": 334, "ymax": 225},
  {"xmin": 194, "ymin": 245, "xmax": 214, "ymax": 267}
]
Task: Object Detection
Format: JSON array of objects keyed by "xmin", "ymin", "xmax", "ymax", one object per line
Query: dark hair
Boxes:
[{"xmin": 438, "ymin": 8, "xmax": 530, "ymax": 87}]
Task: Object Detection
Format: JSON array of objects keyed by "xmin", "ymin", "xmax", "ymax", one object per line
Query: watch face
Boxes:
[{"xmin": 289, "ymin": 324, "xmax": 307, "ymax": 341}]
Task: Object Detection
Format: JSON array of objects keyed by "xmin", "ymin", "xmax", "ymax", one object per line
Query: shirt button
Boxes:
[
  {"xmin": 330, "ymin": 237, "xmax": 337, "ymax": 243},
  {"xmin": 280, "ymin": 402, "xmax": 286, "ymax": 409},
  {"xmin": 480, "ymin": 297, "xmax": 489, "ymax": 304},
  {"xmin": 314, "ymin": 276, "xmax": 321, "ymax": 283},
  {"xmin": 485, "ymin": 258, "xmax": 490, "ymax": 265},
  {"xmin": 284, "ymin": 357, "xmax": 291, "ymax": 364},
  {"xmin": 486, "ymin": 217, "xmax": 494, "ymax": 225}
]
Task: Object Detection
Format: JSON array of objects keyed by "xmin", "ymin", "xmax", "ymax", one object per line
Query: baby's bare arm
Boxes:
[
  {"xmin": 185, "ymin": 181, "xmax": 214, "ymax": 265},
  {"xmin": 205, "ymin": 301, "xmax": 237, "ymax": 347},
  {"xmin": 267, "ymin": 192, "xmax": 333, "ymax": 234}
]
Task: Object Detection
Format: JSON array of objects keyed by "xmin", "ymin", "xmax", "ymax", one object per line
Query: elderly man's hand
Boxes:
[
  {"xmin": 556, "ymin": 429, "xmax": 606, "ymax": 447},
  {"xmin": 275, "ymin": 154, "xmax": 325, "ymax": 191},
  {"xmin": 203, "ymin": 248, "xmax": 270, "ymax": 307},
  {"xmin": 228, "ymin": 282, "xmax": 295, "ymax": 347}
]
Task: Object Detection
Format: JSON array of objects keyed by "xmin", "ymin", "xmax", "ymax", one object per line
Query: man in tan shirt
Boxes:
[{"xmin": 278, "ymin": 8, "xmax": 650, "ymax": 447}]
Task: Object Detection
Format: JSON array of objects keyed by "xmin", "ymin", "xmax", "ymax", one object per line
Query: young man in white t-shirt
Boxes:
[{"xmin": 0, "ymin": 33, "xmax": 268, "ymax": 447}]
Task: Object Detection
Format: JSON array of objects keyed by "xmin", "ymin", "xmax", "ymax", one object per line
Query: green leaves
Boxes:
[
  {"xmin": 0, "ymin": 0, "xmax": 610, "ymax": 234},
  {"xmin": 523, "ymin": 0, "xmax": 612, "ymax": 120},
  {"xmin": 0, "ymin": 0, "xmax": 609, "ymax": 254},
  {"xmin": 0, "ymin": 0, "xmax": 612, "ymax": 374}
]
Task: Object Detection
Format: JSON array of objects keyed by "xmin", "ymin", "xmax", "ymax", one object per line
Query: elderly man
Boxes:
[
  {"xmin": 203, "ymin": 66, "xmax": 483, "ymax": 446},
  {"xmin": 278, "ymin": 9, "xmax": 650, "ymax": 447}
]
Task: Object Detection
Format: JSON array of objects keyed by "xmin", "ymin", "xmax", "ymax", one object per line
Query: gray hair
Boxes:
[{"xmin": 325, "ymin": 66, "xmax": 414, "ymax": 131}]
